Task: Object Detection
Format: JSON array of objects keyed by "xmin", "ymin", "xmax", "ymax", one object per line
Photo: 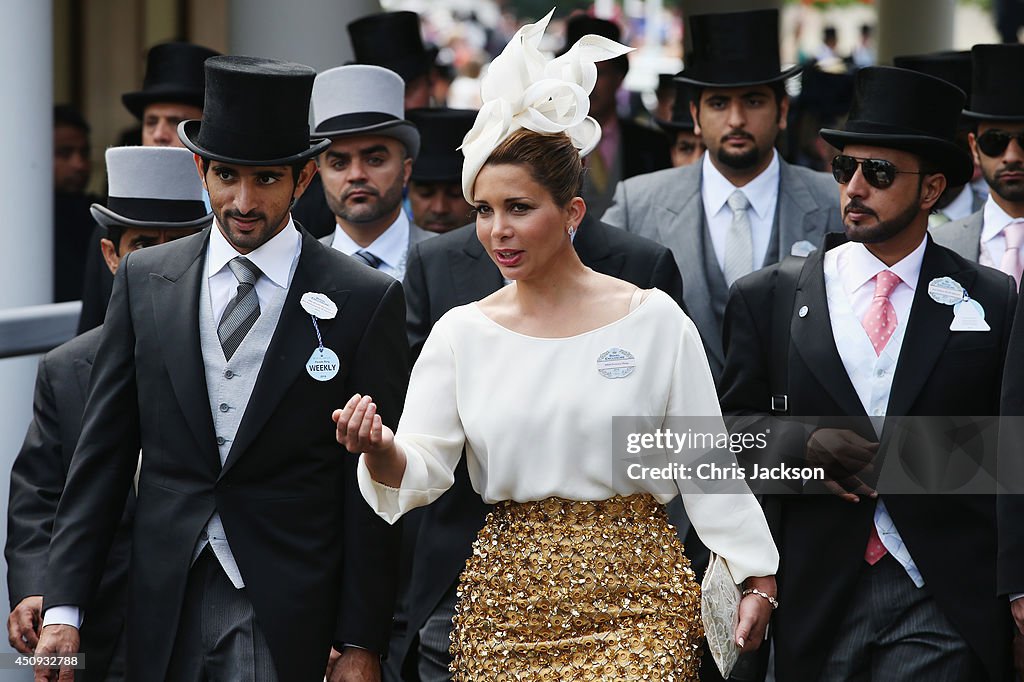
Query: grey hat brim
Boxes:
[
  {"xmin": 311, "ymin": 120, "xmax": 421, "ymax": 161},
  {"xmin": 90, "ymin": 203, "xmax": 214, "ymax": 230},
  {"xmin": 178, "ymin": 120, "xmax": 330, "ymax": 166},
  {"xmin": 674, "ymin": 64, "xmax": 803, "ymax": 89},
  {"xmin": 819, "ymin": 128, "xmax": 974, "ymax": 187}
]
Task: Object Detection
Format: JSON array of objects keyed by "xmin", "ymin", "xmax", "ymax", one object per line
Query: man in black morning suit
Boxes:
[
  {"xmin": 720, "ymin": 67, "xmax": 1017, "ymax": 680},
  {"xmin": 6, "ymin": 146, "xmax": 210, "ymax": 681},
  {"xmin": 34, "ymin": 57, "xmax": 407, "ymax": 682},
  {"xmin": 394, "ymin": 214, "xmax": 683, "ymax": 681}
]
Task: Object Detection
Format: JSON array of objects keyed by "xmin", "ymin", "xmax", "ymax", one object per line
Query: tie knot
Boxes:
[
  {"xmin": 873, "ymin": 270, "xmax": 901, "ymax": 299},
  {"xmin": 1005, "ymin": 221, "xmax": 1024, "ymax": 250},
  {"xmin": 353, "ymin": 250, "xmax": 383, "ymax": 269},
  {"xmin": 227, "ymin": 256, "xmax": 261, "ymax": 286},
  {"xmin": 727, "ymin": 190, "xmax": 750, "ymax": 213}
]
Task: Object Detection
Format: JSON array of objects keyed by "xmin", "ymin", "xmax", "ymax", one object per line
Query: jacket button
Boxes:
[
  {"xmin": 224, "ymin": 370, "xmax": 234, "ymax": 379},
  {"xmin": 216, "ymin": 436, "xmax": 226, "ymax": 446},
  {"xmin": 219, "ymin": 403, "xmax": 230, "ymax": 412}
]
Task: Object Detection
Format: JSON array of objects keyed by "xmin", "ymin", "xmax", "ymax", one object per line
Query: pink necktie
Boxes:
[
  {"xmin": 860, "ymin": 270, "xmax": 901, "ymax": 356},
  {"xmin": 1000, "ymin": 222, "xmax": 1024, "ymax": 289},
  {"xmin": 860, "ymin": 270, "xmax": 900, "ymax": 565}
]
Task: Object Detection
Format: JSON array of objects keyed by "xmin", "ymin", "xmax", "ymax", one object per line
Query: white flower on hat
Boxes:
[{"xmin": 460, "ymin": 9, "xmax": 633, "ymax": 202}]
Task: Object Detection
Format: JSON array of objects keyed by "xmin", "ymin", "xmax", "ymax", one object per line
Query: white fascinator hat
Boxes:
[{"xmin": 460, "ymin": 9, "xmax": 633, "ymax": 202}]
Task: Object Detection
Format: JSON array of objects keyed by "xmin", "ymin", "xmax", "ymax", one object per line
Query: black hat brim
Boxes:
[
  {"xmin": 961, "ymin": 109, "xmax": 1024, "ymax": 122},
  {"xmin": 90, "ymin": 203, "xmax": 214, "ymax": 230},
  {"xmin": 674, "ymin": 63, "xmax": 802, "ymax": 89},
  {"xmin": 311, "ymin": 120, "xmax": 421, "ymax": 161},
  {"xmin": 819, "ymin": 128, "xmax": 974, "ymax": 187},
  {"xmin": 655, "ymin": 117, "xmax": 695, "ymax": 134},
  {"xmin": 122, "ymin": 88, "xmax": 205, "ymax": 120},
  {"xmin": 178, "ymin": 120, "xmax": 330, "ymax": 166}
]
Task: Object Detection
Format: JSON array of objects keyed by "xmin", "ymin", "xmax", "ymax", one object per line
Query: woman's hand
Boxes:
[
  {"xmin": 735, "ymin": 575, "xmax": 777, "ymax": 654},
  {"xmin": 334, "ymin": 394, "xmax": 394, "ymax": 456}
]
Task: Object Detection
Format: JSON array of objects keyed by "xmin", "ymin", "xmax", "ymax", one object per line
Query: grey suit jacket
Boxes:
[
  {"xmin": 930, "ymin": 209, "xmax": 983, "ymax": 262},
  {"xmin": 602, "ymin": 158, "xmax": 842, "ymax": 380}
]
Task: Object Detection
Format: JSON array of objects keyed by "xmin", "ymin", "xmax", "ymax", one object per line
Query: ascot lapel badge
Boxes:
[
  {"xmin": 927, "ymin": 276, "xmax": 990, "ymax": 332},
  {"xmin": 597, "ymin": 348, "xmax": 636, "ymax": 379},
  {"xmin": 301, "ymin": 293, "xmax": 341, "ymax": 381}
]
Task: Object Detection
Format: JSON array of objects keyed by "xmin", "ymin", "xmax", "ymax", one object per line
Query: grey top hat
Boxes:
[
  {"xmin": 91, "ymin": 146, "xmax": 213, "ymax": 229},
  {"xmin": 311, "ymin": 65, "xmax": 421, "ymax": 160}
]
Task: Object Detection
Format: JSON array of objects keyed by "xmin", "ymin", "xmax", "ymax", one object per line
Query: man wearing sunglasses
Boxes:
[
  {"xmin": 720, "ymin": 66, "xmax": 1017, "ymax": 681},
  {"xmin": 602, "ymin": 8, "xmax": 841, "ymax": 384},
  {"xmin": 933, "ymin": 45, "xmax": 1024, "ymax": 291}
]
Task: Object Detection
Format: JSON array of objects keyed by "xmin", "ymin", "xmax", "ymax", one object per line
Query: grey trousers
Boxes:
[
  {"xmin": 165, "ymin": 549, "xmax": 279, "ymax": 682},
  {"xmin": 821, "ymin": 554, "xmax": 981, "ymax": 681},
  {"xmin": 417, "ymin": 581, "xmax": 459, "ymax": 682}
]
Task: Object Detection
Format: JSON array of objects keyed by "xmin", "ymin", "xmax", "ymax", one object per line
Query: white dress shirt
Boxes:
[
  {"xmin": 938, "ymin": 184, "xmax": 976, "ymax": 224},
  {"xmin": 43, "ymin": 220, "xmax": 302, "ymax": 630},
  {"xmin": 329, "ymin": 210, "xmax": 411, "ymax": 281},
  {"xmin": 979, "ymin": 197, "xmax": 1024, "ymax": 269},
  {"xmin": 702, "ymin": 150, "xmax": 781, "ymax": 275},
  {"xmin": 824, "ymin": 237, "xmax": 928, "ymax": 588}
]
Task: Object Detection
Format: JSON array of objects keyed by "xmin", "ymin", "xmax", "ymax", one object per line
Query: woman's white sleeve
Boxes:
[{"xmin": 357, "ymin": 319, "xmax": 465, "ymax": 524}]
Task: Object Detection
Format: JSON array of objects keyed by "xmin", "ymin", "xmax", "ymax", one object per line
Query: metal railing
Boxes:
[{"xmin": 0, "ymin": 301, "xmax": 82, "ymax": 359}]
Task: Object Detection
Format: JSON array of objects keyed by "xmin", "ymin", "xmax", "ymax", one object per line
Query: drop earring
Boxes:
[{"xmin": 567, "ymin": 224, "xmax": 576, "ymax": 237}]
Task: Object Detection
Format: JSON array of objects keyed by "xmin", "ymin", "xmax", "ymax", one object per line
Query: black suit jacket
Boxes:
[
  {"xmin": 6, "ymin": 327, "xmax": 132, "ymax": 681},
  {"xmin": 393, "ymin": 216, "xmax": 684, "ymax": 671},
  {"xmin": 44, "ymin": 226, "xmax": 408, "ymax": 682},
  {"xmin": 719, "ymin": 234, "xmax": 1017, "ymax": 682}
]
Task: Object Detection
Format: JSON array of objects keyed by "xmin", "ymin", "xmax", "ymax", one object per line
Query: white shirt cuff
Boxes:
[{"xmin": 42, "ymin": 605, "xmax": 82, "ymax": 629}]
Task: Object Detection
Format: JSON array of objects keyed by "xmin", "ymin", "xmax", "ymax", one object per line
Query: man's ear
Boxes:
[
  {"xmin": 100, "ymin": 237, "xmax": 121, "ymax": 276},
  {"xmin": 291, "ymin": 160, "xmax": 318, "ymax": 203},
  {"xmin": 690, "ymin": 101, "xmax": 701, "ymax": 137},
  {"xmin": 192, "ymin": 153, "xmax": 208, "ymax": 191},
  {"xmin": 920, "ymin": 173, "xmax": 948, "ymax": 212}
]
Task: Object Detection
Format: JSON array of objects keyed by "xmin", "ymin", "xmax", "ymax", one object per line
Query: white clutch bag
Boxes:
[{"xmin": 701, "ymin": 552, "xmax": 741, "ymax": 678}]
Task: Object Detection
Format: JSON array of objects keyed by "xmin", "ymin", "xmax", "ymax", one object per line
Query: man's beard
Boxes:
[
  {"xmin": 716, "ymin": 133, "xmax": 766, "ymax": 171},
  {"xmin": 843, "ymin": 193, "xmax": 921, "ymax": 244},
  {"xmin": 985, "ymin": 162, "xmax": 1024, "ymax": 203},
  {"xmin": 329, "ymin": 173, "xmax": 405, "ymax": 224}
]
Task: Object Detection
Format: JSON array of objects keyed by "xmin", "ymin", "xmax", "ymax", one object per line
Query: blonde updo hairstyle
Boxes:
[{"xmin": 481, "ymin": 129, "xmax": 585, "ymax": 208}]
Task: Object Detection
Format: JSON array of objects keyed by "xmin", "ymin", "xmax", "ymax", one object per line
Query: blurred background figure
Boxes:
[
  {"xmin": 816, "ymin": 25, "xmax": 840, "ymax": 63},
  {"xmin": 851, "ymin": 23, "xmax": 876, "ymax": 68},
  {"xmin": 558, "ymin": 14, "xmax": 669, "ymax": 220},
  {"xmin": 52, "ymin": 105, "xmax": 98, "ymax": 304},
  {"xmin": 406, "ymin": 108, "xmax": 476, "ymax": 234},
  {"xmin": 655, "ymin": 82, "xmax": 705, "ymax": 168},
  {"xmin": 349, "ymin": 11, "xmax": 438, "ymax": 110}
]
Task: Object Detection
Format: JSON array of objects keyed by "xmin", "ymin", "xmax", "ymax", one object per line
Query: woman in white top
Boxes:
[{"xmin": 335, "ymin": 13, "xmax": 778, "ymax": 681}]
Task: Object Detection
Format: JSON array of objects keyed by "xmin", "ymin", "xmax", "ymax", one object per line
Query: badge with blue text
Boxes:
[
  {"xmin": 597, "ymin": 348, "xmax": 636, "ymax": 379},
  {"xmin": 951, "ymin": 298, "xmax": 990, "ymax": 332},
  {"xmin": 306, "ymin": 346, "xmax": 340, "ymax": 382},
  {"xmin": 927, "ymin": 276, "xmax": 966, "ymax": 306}
]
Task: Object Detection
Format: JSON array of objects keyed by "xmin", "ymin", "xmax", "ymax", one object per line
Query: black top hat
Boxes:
[
  {"xmin": 348, "ymin": 11, "xmax": 438, "ymax": 84},
  {"xmin": 178, "ymin": 56, "xmax": 329, "ymax": 166},
  {"xmin": 676, "ymin": 9, "xmax": 801, "ymax": 88},
  {"xmin": 656, "ymin": 84, "xmax": 695, "ymax": 133},
  {"xmin": 893, "ymin": 51, "xmax": 971, "ymax": 100},
  {"xmin": 122, "ymin": 42, "xmax": 220, "ymax": 120},
  {"xmin": 820, "ymin": 66, "xmax": 973, "ymax": 186},
  {"xmin": 799, "ymin": 67, "xmax": 855, "ymax": 121},
  {"xmin": 963, "ymin": 44, "xmax": 1024, "ymax": 121},
  {"xmin": 407, "ymin": 108, "xmax": 476, "ymax": 183}
]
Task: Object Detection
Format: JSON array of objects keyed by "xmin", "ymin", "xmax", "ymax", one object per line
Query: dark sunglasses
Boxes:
[
  {"xmin": 831, "ymin": 154, "xmax": 923, "ymax": 189},
  {"xmin": 976, "ymin": 130, "xmax": 1024, "ymax": 157}
]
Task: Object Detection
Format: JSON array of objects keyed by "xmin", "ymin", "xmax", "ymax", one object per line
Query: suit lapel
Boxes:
[
  {"xmin": 448, "ymin": 228, "xmax": 503, "ymax": 304},
  {"xmin": 886, "ymin": 239, "xmax": 971, "ymax": 417},
  {"xmin": 775, "ymin": 160, "xmax": 826, "ymax": 262},
  {"xmin": 574, "ymin": 215, "xmax": 625, "ymax": 275},
  {"xmin": 220, "ymin": 230, "xmax": 350, "ymax": 478},
  {"xmin": 150, "ymin": 228, "xmax": 219, "ymax": 464},
  {"xmin": 791, "ymin": 239, "xmax": 868, "ymax": 417}
]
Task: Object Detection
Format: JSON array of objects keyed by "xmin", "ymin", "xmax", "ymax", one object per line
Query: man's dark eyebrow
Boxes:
[
  {"xmin": 359, "ymin": 144, "xmax": 389, "ymax": 156},
  {"xmin": 211, "ymin": 164, "xmax": 236, "ymax": 174},
  {"xmin": 255, "ymin": 169, "xmax": 285, "ymax": 177},
  {"xmin": 325, "ymin": 150, "xmax": 350, "ymax": 161}
]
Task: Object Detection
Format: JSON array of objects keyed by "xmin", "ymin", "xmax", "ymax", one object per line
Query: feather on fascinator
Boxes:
[{"xmin": 459, "ymin": 9, "xmax": 633, "ymax": 202}]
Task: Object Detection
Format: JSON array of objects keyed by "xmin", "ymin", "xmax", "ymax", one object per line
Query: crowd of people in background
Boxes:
[{"xmin": 13, "ymin": 3, "xmax": 1024, "ymax": 681}]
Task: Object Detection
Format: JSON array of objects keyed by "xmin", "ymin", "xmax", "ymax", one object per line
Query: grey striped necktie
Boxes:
[
  {"xmin": 723, "ymin": 189, "xmax": 753, "ymax": 287},
  {"xmin": 352, "ymin": 250, "xmax": 383, "ymax": 269},
  {"xmin": 218, "ymin": 256, "xmax": 262, "ymax": 361}
]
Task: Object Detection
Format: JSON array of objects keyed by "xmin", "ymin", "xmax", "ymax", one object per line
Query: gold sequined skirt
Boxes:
[{"xmin": 450, "ymin": 494, "xmax": 702, "ymax": 681}]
